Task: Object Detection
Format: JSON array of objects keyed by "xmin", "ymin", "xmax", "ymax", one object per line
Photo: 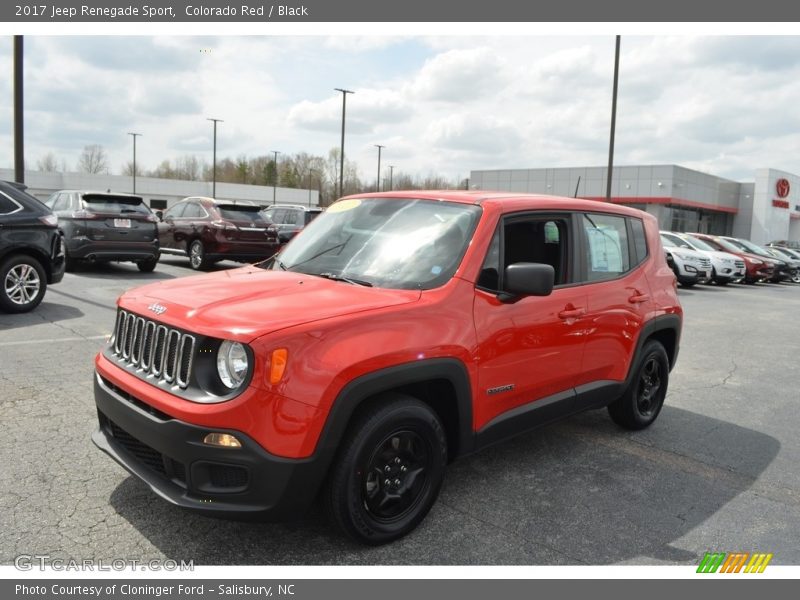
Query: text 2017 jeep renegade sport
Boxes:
[{"xmin": 92, "ymin": 192, "xmax": 682, "ymax": 544}]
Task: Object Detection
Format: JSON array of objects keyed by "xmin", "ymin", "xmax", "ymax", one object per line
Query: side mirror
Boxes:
[
  {"xmin": 155, "ymin": 210, "xmax": 163, "ymax": 221},
  {"xmin": 498, "ymin": 263, "xmax": 554, "ymax": 302}
]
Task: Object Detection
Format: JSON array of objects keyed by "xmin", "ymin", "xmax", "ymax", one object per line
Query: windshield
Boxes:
[
  {"xmin": 732, "ymin": 238, "xmax": 769, "ymax": 256},
  {"xmin": 661, "ymin": 233, "xmax": 693, "ymax": 249},
  {"xmin": 681, "ymin": 235, "xmax": 714, "ymax": 252},
  {"xmin": 218, "ymin": 205, "xmax": 267, "ymax": 224},
  {"xmin": 266, "ymin": 197, "xmax": 481, "ymax": 290},
  {"xmin": 715, "ymin": 237, "xmax": 747, "ymax": 253},
  {"xmin": 82, "ymin": 195, "xmax": 150, "ymax": 215}
]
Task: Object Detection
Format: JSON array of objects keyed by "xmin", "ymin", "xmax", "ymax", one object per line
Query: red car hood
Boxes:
[{"xmin": 119, "ymin": 267, "xmax": 421, "ymax": 342}]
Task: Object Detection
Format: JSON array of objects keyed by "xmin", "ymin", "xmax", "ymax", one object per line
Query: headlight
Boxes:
[
  {"xmin": 217, "ymin": 340, "xmax": 250, "ymax": 389},
  {"xmin": 747, "ymin": 258, "xmax": 763, "ymax": 265}
]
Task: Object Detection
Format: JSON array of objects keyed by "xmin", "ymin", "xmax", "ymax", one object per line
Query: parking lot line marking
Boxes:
[{"xmin": 0, "ymin": 334, "xmax": 109, "ymax": 347}]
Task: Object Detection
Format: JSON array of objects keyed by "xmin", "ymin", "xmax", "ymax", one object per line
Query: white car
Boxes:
[
  {"xmin": 662, "ymin": 231, "xmax": 746, "ymax": 285},
  {"xmin": 659, "ymin": 232, "xmax": 712, "ymax": 287}
]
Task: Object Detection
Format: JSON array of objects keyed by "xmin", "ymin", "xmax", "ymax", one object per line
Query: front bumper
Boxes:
[{"xmin": 92, "ymin": 372, "xmax": 326, "ymax": 520}]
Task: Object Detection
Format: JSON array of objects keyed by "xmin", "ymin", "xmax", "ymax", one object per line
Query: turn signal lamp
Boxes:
[{"xmin": 269, "ymin": 348, "xmax": 288, "ymax": 385}]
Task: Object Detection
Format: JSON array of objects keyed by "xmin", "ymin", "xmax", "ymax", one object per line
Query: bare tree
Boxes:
[
  {"xmin": 36, "ymin": 153, "xmax": 59, "ymax": 172},
  {"xmin": 122, "ymin": 161, "xmax": 143, "ymax": 177},
  {"xmin": 174, "ymin": 155, "xmax": 203, "ymax": 181},
  {"xmin": 77, "ymin": 144, "xmax": 109, "ymax": 174}
]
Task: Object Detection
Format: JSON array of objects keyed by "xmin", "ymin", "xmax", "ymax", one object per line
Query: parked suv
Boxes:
[
  {"xmin": 720, "ymin": 236, "xmax": 793, "ymax": 283},
  {"xmin": 92, "ymin": 192, "xmax": 682, "ymax": 544},
  {"xmin": 659, "ymin": 232, "xmax": 711, "ymax": 287},
  {"xmin": 687, "ymin": 233, "xmax": 774, "ymax": 284},
  {"xmin": 661, "ymin": 231, "xmax": 744, "ymax": 285},
  {"xmin": 0, "ymin": 181, "xmax": 65, "ymax": 312},
  {"xmin": 260, "ymin": 204, "xmax": 323, "ymax": 244},
  {"xmin": 44, "ymin": 191, "xmax": 159, "ymax": 272},
  {"xmin": 157, "ymin": 197, "xmax": 279, "ymax": 270}
]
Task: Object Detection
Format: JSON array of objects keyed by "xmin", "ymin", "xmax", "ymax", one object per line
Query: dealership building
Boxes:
[{"xmin": 469, "ymin": 165, "xmax": 800, "ymax": 245}]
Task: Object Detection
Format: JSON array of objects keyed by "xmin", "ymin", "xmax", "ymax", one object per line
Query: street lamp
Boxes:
[
  {"xmin": 207, "ymin": 118, "xmax": 223, "ymax": 198},
  {"xmin": 374, "ymin": 145, "xmax": 385, "ymax": 192},
  {"xmin": 388, "ymin": 165, "xmax": 395, "ymax": 191},
  {"xmin": 270, "ymin": 150, "xmax": 281, "ymax": 205},
  {"xmin": 127, "ymin": 132, "xmax": 141, "ymax": 194},
  {"xmin": 334, "ymin": 88, "xmax": 354, "ymax": 198}
]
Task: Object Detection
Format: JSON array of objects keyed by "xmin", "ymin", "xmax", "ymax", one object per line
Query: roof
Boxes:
[{"xmin": 342, "ymin": 190, "xmax": 649, "ymax": 217}]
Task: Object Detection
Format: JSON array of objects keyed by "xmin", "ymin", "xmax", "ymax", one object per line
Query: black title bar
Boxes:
[{"xmin": 4, "ymin": 0, "xmax": 800, "ymax": 22}]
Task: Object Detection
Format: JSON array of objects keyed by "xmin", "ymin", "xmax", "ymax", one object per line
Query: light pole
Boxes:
[
  {"xmin": 388, "ymin": 165, "xmax": 395, "ymax": 191},
  {"xmin": 374, "ymin": 145, "xmax": 385, "ymax": 192},
  {"xmin": 270, "ymin": 150, "xmax": 281, "ymax": 205},
  {"xmin": 14, "ymin": 36, "xmax": 23, "ymax": 184},
  {"xmin": 606, "ymin": 35, "xmax": 621, "ymax": 201},
  {"xmin": 334, "ymin": 88, "xmax": 354, "ymax": 198},
  {"xmin": 127, "ymin": 132, "xmax": 141, "ymax": 194},
  {"xmin": 207, "ymin": 118, "xmax": 223, "ymax": 198}
]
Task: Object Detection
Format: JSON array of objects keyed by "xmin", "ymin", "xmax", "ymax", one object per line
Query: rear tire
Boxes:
[
  {"xmin": 608, "ymin": 340, "xmax": 669, "ymax": 430},
  {"xmin": 0, "ymin": 254, "xmax": 48, "ymax": 313},
  {"xmin": 188, "ymin": 240, "xmax": 210, "ymax": 270},
  {"xmin": 137, "ymin": 254, "xmax": 159, "ymax": 273},
  {"xmin": 323, "ymin": 394, "xmax": 447, "ymax": 545}
]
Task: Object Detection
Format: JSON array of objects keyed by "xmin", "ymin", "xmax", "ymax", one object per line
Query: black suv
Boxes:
[
  {"xmin": 260, "ymin": 204, "xmax": 323, "ymax": 244},
  {"xmin": 44, "ymin": 191, "xmax": 160, "ymax": 272},
  {"xmin": 0, "ymin": 180, "xmax": 65, "ymax": 313}
]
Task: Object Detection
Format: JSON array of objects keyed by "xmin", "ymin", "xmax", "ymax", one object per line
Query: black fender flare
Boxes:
[
  {"xmin": 626, "ymin": 314, "xmax": 682, "ymax": 388},
  {"xmin": 313, "ymin": 358, "xmax": 475, "ymax": 462}
]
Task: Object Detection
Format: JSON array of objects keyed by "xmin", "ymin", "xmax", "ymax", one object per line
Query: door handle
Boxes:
[
  {"xmin": 558, "ymin": 307, "xmax": 585, "ymax": 319},
  {"xmin": 628, "ymin": 293, "xmax": 650, "ymax": 304}
]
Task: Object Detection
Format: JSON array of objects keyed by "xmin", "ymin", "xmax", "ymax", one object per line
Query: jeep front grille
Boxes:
[{"xmin": 111, "ymin": 309, "xmax": 196, "ymax": 388}]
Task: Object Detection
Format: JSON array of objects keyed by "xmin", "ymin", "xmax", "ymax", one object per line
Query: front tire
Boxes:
[
  {"xmin": 0, "ymin": 254, "xmax": 47, "ymax": 313},
  {"xmin": 608, "ymin": 340, "xmax": 669, "ymax": 430},
  {"xmin": 323, "ymin": 394, "xmax": 447, "ymax": 545}
]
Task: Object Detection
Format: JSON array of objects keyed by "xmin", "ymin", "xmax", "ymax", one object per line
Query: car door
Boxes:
[
  {"xmin": 158, "ymin": 203, "xmax": 186, "ymax": 250},
  {"xmin": 473, "ymin": 212, "xmax": 588, "ymax": 433},
  {"xmin": 577, "ymin": 212, "xmax": 654, "ymax": 398}
]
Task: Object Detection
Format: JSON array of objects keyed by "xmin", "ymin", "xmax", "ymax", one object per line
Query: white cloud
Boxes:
[{"xmin": 411, "ymin": 47, "xmax": 509, "ymax": 102}]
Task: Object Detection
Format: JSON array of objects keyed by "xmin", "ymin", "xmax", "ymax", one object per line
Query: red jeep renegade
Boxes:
[{"xmin": 92, "ymin": 192, "xmax": 682, "ymax": 545}]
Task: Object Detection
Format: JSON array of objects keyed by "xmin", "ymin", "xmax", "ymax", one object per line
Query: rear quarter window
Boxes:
[{"xmin": 630, "ymin": 218, "xmax": 648, "ymax": 265}]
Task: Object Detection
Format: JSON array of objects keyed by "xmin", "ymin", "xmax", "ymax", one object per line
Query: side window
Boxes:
[
  {"xmin": 164, "ymin": 203, "xmax": 186, "ymax": 219},
  {"xmin": 0, "ymin": 192, "xmax": 20, "ymax": 214},
  {"xmin": 182, "ymin": 203, "xmax": 202, "ymax": 218},
  {"xmin": 52, "ymin": 194, "xmax": 71, "ymax": 212},
  {"xmin": 582, "ymin": 213, "xmax": 631, "ymax": 281},
  {"xmin": 476, "ymin": 216, "xmax": 571, "ymax": 293},
  {"xmin": 285, "ymin": 210, "xmax": 299, "ymax": 225},
  {"xmin": 43, "ymin": 193, "xmax": 58, "ymax": 209},
  {"xmin": 630, "ymin": 218, "xmax": 648, "ymax": 266},
  {"xmin": 272, "ymin": 209, "xmax": 287, "ymax": 224}
]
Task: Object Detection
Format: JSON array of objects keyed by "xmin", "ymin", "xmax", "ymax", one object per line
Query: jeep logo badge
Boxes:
[{"xmin": 147, "ymin": 303, "xmax": 167, "ymax": 315}]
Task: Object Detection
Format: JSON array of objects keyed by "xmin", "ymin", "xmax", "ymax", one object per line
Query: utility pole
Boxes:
[
  {"xmin": 127, "ymin": 133, "xmax": 141, "ymax": 194},
  {"xmin": 606, "ymin": 35, "xmax": 621, "ymax": 201},
  {"xmin": 270, "ymin": 150, "xmax": 281, "ymax": 205},
  {"xmin": 388, "ymin": 165, "xmax": 395, "ymax": 191},
  {"xmin": 207, "ymin": 118, "xmax": 223, "ymax": 198},
  {"xmin": 374, "ymin": 145, "xmax": 385, "ymax": 192},
  {"xmin": 334, "ymin": 88, "xmax": 354, "ymax": 198}
]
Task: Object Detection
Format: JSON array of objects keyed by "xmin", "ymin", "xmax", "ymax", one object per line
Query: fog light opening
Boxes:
[{"xmin": 203, "ymin": 433, "xmax": 242, "ymax": 448}]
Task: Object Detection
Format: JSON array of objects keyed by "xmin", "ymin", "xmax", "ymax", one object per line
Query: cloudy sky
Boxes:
[{"xmin": 1, "ymin": 35, "xmax": 800, "ymax": 183}]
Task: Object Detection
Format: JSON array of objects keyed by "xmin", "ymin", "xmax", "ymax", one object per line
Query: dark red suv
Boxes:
[
  {"xmin": 93, "ymin": 192, "xmax": 682, "ymax": 544},
  {"xmin": 157, "ymin": 197, "xmax": 279, "ymax": 270}
]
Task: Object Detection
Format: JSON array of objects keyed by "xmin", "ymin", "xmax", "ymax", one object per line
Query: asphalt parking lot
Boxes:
[{"xmin": 2, "ymin": 259, "xmax": 799, "ymax": 566}]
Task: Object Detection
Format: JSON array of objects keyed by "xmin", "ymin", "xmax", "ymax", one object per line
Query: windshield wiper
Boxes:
[{"xmin": 317, "ymin": 272, "xmax": 373, "ymax": 287}]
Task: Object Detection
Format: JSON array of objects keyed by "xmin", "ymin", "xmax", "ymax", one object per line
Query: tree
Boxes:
[
  {"xmin": 149, "ymin": 159, "xmax": 175, "ymax": 179},
  {"xmin": 36, "ymin": 153, "xmax": 59, "ymax": 172},
  {"xmin": 77, "ymin": 144, "xmax": 109, "ymax": 174},
  {"xmin": 264, "ymin": 160, "xmax": 278, "ymax": 187},
  {"xmin": 122, "ymin": 161, "xmax": 143, "ymax": 177},
  {"xmin": 174, "ymin": 155, "xmax": 203, "ymax": 181},
  {"xmin": 235, "ymin": 155, "xmax": 250, "ymax": 184}
]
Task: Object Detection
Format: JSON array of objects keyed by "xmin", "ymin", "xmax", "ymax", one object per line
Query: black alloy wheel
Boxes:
[{"xmin": 608, "ymin": 339, "xmax": 669, "ymax": 430}]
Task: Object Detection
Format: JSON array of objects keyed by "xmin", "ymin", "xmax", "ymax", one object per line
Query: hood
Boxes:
[
  {"xmin": 665, "ymin": 247, "xmax": 706, "ymax": 261},
  {"xmin": 119, "ymin": 266, "xmax": 421, "ymax": 342},
  {"xmin": 703, "ymin": 250, "xmax": 742, "ymax": 262}
]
